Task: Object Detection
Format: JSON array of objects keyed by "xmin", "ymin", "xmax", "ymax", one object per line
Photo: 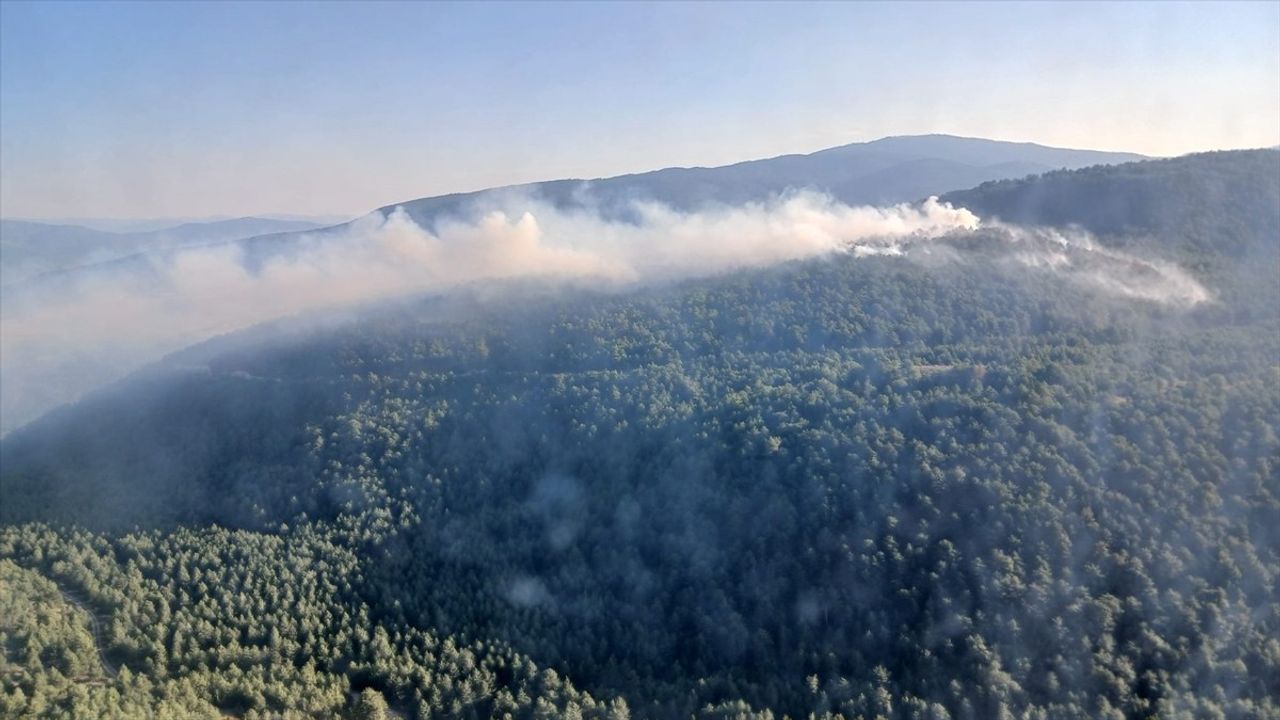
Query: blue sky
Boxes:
[{"xmin": 2, "ymin": 1, "xmax": 1277, "ymax": 219}]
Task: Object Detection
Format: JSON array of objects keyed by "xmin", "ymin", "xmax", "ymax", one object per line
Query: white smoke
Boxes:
[
  {"xmin": 859, "ymin": 221, "xmax": 1213, "ymax": 307},
  {"xmin": 0, "ymin": 192, "xmax": 1209, "ymax": 433},
  {"xmin": 996, "ymin": 224, "xmax": 1211, "ymax": 306}
]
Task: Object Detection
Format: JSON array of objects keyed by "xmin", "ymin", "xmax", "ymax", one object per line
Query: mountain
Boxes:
[
  {"xmin": 0, "ymin": 216, "xmax": 329, "ymax": 285},
  {"xmin": 12, "ymin": 135, "xmax": 1146, "ymax": 281},
  {"xmin": 382, "ymin": 133, "xmax": 1146, "ymax": 229},
  {"xmin": 2, "ymin": 150, "xmax": 1276, "ymax": 719},
  {"xmin": 0, "ymin": 220, "xmax": 136, "ymax": 284},
  {"xmin": 131, "ymin": 216, "xmax": 331, "ymax": 244},
  {"xmin": 26, "ymin": 213, "xmax": 353, "ymax": 233}
]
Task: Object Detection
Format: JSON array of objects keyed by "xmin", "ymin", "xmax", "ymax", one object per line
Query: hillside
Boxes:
[
  {"xmin": 942, "ymin": 150, "xmax": 1280, "ymax": 310},
  {"xmin": 941, "ymin": 150, "xmax": 1280, "ymax": 259},
  {"xmin": 1, "ymin": 151, "xmax": 1277, "ymax": 719}
]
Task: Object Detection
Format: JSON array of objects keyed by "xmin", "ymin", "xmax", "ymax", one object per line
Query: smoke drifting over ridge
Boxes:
[{"xmin": 0, "ymin": 193, "xmax": 1209, "ymax": 433}]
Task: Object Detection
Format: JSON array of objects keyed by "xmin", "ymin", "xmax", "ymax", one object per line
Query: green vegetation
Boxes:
[
  {"xmin": 941, "ymin": 149, "xmax": 1280, "ymax": 310},
  {"xmin": 2, "ymin": 151, "xmax": 1277, "ymax": 719}
]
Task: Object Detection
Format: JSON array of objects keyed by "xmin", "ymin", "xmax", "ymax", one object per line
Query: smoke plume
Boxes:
[{"xmin": 0, "ymin": 193, "xmax": 1209, "ymax": 432}]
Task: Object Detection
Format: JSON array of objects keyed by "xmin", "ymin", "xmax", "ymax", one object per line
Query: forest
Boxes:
[{"xmin": 1, "ymin": 150, "xmax": 1278, "ymax": 719}]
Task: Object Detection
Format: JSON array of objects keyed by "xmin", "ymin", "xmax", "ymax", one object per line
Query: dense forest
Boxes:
[{"xmin": 2, "ymin": 150, "xmax": 1278, "ymax": 719}]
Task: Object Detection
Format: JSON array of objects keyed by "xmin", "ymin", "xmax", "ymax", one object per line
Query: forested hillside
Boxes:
[
  {"xmin": 2, "ymin": 151, "xmax": 1277, "ymax": 719},
  {"xmin": 941, "ymin": 150, "xmax": 1280, "ymax": 308}
]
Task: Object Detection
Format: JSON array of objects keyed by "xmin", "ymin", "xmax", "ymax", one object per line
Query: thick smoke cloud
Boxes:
[{"xmin": 0, "ymin": 193, "xmax": 1208, "ymax": 433}]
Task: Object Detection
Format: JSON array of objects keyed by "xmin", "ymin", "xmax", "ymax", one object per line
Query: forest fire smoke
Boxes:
[{"xmin": 0, "ymin": 193, "xmax": 1208, "ymax": 432}]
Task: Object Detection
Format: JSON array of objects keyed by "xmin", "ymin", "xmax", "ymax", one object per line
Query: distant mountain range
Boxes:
[
  {"xmin": 0, "ymin": 216, "xmax": 330, "ymax": 285},
  {"xmin": 8, "ymin": 214, "xmax": 352, "ymax": 234}
]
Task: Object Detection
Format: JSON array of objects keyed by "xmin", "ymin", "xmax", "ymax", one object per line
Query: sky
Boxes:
[{"xmin": 1, "ymin": 0, "xmax": 1277, "ymax": 220}]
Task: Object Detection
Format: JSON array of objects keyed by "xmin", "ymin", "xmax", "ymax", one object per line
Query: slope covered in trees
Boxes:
[
  {"xmin": 1, "ymin": 150, "xmax": 1277, "ymax": 719},
  {"xmin": 940, "ymin": 150, "xmax": 1280, "ymax": 308}
]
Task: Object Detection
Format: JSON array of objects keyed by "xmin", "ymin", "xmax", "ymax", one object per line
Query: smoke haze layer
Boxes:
[{"xmin": 0, "ymin": 193, "xmax": 1209, "ymax": 433}]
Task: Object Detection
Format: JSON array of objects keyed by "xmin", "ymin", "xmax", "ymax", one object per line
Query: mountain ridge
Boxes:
[
  {"xmin": 378, "ymin": 134, "xmax": 1146, "ymax": 225},
  {"xmin": 2, "ymin": 134, "xmax": 1146, "ymax": 293}
]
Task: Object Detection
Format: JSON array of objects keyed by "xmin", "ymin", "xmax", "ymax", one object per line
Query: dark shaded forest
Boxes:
[{"xmin": 2, "ymin": 150, "xmax": 1278, "ymax": 719}]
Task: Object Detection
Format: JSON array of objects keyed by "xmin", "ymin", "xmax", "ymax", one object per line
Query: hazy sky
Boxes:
[{"xmin": 2, "ymin": 1, "xmax": 1277, "ymax": 219}]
